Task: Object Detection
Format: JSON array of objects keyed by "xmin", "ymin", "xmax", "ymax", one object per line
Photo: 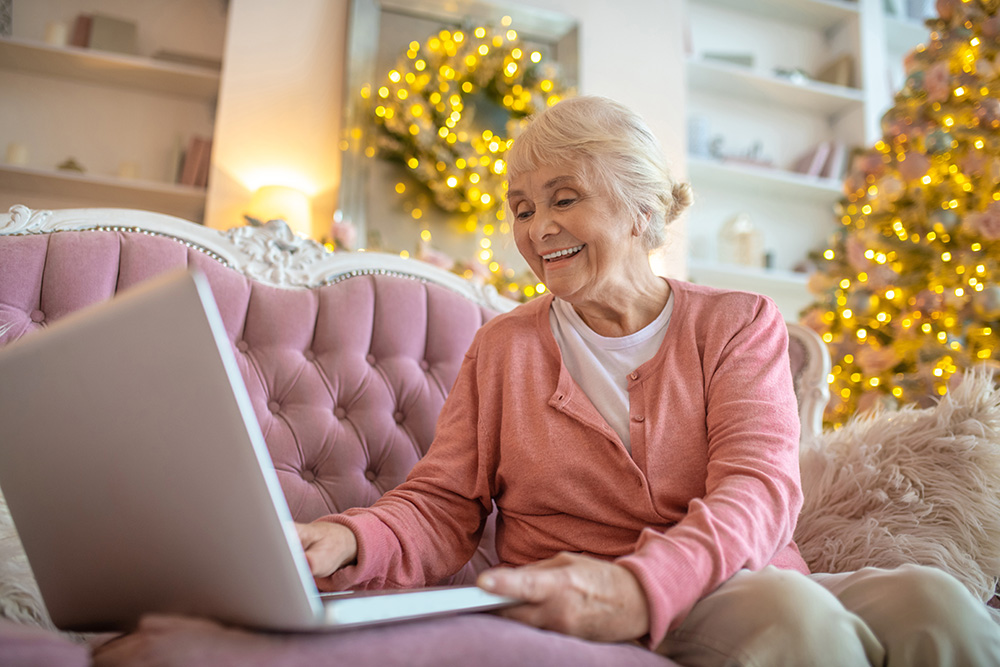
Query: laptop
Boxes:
[{"xmin": 0, "ymin": 269, "xmax": 517, "ymax": 633}]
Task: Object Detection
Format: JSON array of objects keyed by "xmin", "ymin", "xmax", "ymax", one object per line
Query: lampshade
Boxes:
[{"xmin": 247, "ymin": 185, "xmax": 312, "ymax": 237}]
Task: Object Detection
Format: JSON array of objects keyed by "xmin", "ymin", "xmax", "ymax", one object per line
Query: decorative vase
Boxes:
[{"xmin": 718, "ymin": 213, "xmax": 765, "ymax": 268}]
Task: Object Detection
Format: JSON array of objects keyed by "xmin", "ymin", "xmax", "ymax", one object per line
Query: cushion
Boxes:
[
  {"xmin": 795, "ymin": 368, "xmax": 1000, "ymax": 604},
  {"xmin": 0, "ymin": 618, "xmax": 89, "ymax": 667},
  {"xmin": 90, "ymin": 613, "xmax": 677, "ymax": 667}
]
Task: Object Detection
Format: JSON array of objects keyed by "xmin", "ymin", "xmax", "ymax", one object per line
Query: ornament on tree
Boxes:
[
  {"xmin": 972, "ymin": 284, "xmax": 1000, "ymax": 319},
  {"xmin": 802, "ymin": 0, "xmax": 1000, "ymax": 426}
]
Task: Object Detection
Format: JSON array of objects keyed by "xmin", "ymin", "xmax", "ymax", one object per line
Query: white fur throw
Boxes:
[
  {"xmin": 0, "ymin": 491, "xmax": 57, "ymax": 630},
  {"xmin": 796, "ymin": 368, "xmax": 1000, "ymax": 604}
]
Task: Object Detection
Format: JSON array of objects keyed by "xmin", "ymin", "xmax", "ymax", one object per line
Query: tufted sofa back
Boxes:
[{"xmin": 0, "ymin": 209, "xmax": 507, "ymax": 583}]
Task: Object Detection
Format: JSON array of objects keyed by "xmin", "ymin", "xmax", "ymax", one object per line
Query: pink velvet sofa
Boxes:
[
  {"xmin": 10, "ymin": 204, "xmax": 993, "ymax": 665},
  {"xmin": 0, "ymin": 205, "xmax": 699, "ymax": 666}
]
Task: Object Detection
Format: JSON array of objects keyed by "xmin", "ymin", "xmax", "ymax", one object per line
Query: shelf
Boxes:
[
  {"xmin": 690, "ymin": 0, "xmax": 859, "ymax": 30},
  {"xmin": 0, "ymin": 37, "xmax": 220, "ymax": 101},
  {"xmin": 686, "ymin": 59, "xmax": 865, "ymax": 117},
  {"xmin": 687, "ymin": 156, "xmax": 844, "ymax": 204},
  {"xmin": 688, "ymin": 258, "xmax": 810, "ymax": 288},
  {"xmin": 686, "ymin": 258, "xmax": 814, "ymax": 320},
  {"xmin": 0, "ymin": 164, "xmax": 207, "ymax": 222}
]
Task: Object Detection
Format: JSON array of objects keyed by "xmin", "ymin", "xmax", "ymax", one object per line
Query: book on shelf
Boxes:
[
  {"xmin": 194, "ymin": 138, "xmax": 212, "ymax": 188},
  {"xmin": 68, "ymin": 13, "xmax": 138, "ymax": 54},
  {"xmin": 821, "ymin": 141, "xmax": 848, "ymax": 182},
  {"xmin": 88, "ymin": 14, "xmax": 138, "ymax": 55},
  {"xmin": 815, "ymin": 53, "xmax": 855, "ymax": 88},
  {"xmin": 69, "ymin": 14, "xmax": 92, "ymax": 48},
  {"xmin": 791, "ymin": 141, "xmax": 832, "ymax": 178},
  {"xmin": 178, "ymin": 136, "xmax": 212, "ymax": 188}
]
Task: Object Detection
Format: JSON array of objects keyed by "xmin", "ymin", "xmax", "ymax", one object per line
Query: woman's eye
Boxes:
[
  {"xmin": 555, "ymin": 198, "xmax": 575, "ymax": 207},
  {"xmin": 516, "ymin": 209, "xmax": 534, "ymax": 221}
]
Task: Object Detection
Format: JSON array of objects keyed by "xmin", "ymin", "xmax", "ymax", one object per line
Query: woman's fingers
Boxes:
[
  {"xmin": 478, "ymin": 553, "xmax": 650, "ymax": 642},
  {"xmin": 294, "ymin": 521, "xmax": 358, "ymax": 578}
]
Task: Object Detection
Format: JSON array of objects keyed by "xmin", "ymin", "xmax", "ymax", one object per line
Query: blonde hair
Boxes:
[{"xmin": 505, "ymin": 96, "xmax": 692, "ymax": 251}]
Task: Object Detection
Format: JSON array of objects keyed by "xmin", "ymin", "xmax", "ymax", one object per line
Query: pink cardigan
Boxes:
[{"xmin": 321, "ymin": 278, "xmax": 808, "ymax": 646}]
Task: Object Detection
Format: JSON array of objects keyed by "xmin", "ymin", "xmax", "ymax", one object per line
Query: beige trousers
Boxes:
[{"xmin": 656, "ymin": 564, "xmax": 1000, "ymax": 666}]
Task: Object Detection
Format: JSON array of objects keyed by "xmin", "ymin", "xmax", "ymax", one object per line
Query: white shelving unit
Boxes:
[
  {"xmin": 682, "ymin": 0, "xmax": 929, "ymax": 320},
  {"xmin": 0, "ymin": 3, "xmax": 226, "ymax": 223},
  {"xmin": 0, "ymin": 37, "xmax": 220, "ymax": 99}
]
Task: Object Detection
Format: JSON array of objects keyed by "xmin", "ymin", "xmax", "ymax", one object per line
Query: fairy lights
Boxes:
[
  {"xmin": 355, "ymin": 20, "xmax": 573, "ymax": 300},
  {"xmin": 367, "ymin": 22, "xmax": 571, "ymax": 222}
]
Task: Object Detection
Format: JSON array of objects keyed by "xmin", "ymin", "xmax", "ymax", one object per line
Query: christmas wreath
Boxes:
[{"xmin": 366, "ymin": 22, "xmax": 574, "ymax": 222}]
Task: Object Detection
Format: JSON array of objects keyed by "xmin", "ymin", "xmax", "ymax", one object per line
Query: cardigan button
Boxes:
[
  {"xmin": 632, "ymin": 414, "xmax": 645, "ymax": 422},
  {"xmin": 629, "ymin": 371, "xmax": 639, "ymax": 381}
]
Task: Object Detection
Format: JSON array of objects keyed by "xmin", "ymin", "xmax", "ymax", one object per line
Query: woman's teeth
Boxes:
[{"xmin": 543, "ymin": 245, "xmax": 584, "ymax": 261}]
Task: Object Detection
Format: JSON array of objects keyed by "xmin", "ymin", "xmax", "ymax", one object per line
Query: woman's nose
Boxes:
[{"xmin": 529, "ymin": 208, "xmax": 559, "ymax": 243}]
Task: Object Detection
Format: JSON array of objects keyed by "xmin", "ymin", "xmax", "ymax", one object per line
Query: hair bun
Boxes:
[{"xmin": 667, "ymin": 181, "xmax": 694, "ymax": 221}]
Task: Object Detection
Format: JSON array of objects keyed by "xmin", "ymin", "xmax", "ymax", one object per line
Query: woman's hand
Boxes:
[
  {"xmin": 477, "ymin": 552, "xmax": 650, "ymax": 643},
  {"xmin": 294, "ymin": 521, "xmax": 358, "ymax": 578}
]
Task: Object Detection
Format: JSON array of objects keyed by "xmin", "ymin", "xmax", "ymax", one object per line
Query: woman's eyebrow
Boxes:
[
  {"xmin": 544, "ymin": 175, "xmax": 576, "ymax": 189},
  {"xmin": 507, "ymin": 175, "xmax": 576, "ymax": 200}
]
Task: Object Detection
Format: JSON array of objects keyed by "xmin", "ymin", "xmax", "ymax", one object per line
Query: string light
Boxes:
[
  {"xmin": 800, "ymin": 2, "xmax": 1000, "ymax": 426},
  {"xmin": 351, "ymin": 21, "xmax": 573, "ymax": 300}
]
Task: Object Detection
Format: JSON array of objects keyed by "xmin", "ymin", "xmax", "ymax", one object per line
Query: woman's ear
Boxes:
[{"xmin": 632, "ymin": 210, "xmax": 652, "ymax": 237}]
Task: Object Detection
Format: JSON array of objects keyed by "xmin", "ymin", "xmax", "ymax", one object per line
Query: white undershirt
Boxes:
[{"xmin": 549, "ymin": 291, "xmax": 674, "ymax": 453}]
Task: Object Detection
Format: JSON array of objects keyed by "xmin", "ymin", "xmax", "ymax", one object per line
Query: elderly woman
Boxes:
[{"xmin": 297, "ymin": 96, "xmax": 1000, "ymax": 665}]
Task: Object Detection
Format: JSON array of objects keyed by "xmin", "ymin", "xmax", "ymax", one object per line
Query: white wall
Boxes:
[
  {"xmin": 204, "ymin": 0, "xmax": 348, "ymax": 235},
  {"xmin": 205, "ymin": 0, "xmax": 687, "ymax": 275}
]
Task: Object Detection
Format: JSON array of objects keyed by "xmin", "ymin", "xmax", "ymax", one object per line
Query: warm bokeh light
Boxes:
[
  {"xmin": 800, "ymin": 3, "xmax": 1000, "ymax": 426},
  {"xmin": 343, "ymin": 21, "xmax": 572, "ymax": 301}
]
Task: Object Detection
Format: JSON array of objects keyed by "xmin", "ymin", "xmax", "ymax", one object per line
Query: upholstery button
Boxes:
[
  {"xmin": 366, "ymin": 354, "xmax": 376, "ymax": 365},
  {"xmin": 334, "ymin": 407, "xmax": 347, "ymax": 419},
  {"xmin": 419, "ymin": 360, "xmax": 430, "ymax": 371},
  {"xmin": 236, "ymin": 340, "xmax": 249, "ymax": 352},
  {"xmin": 301, "ymin": 469, "xmax": 316, "ymax": 482},
  {"xmin": 364, "ymin": 470, "xmax": 378, "ymax": 482},
  {"xmin": 304, "ymin": 350, "xmax": 316, "ymax": 361},
  {"xmin": 393, "ymin": 411, "xmax": 405, "ymax": 423},
  {"xmin": 268, "ymin": 400, "xmax": 280, "ymax": 413},
  {"xmin": 29, "ymin": 310, "xmax": 44, "ymax": 323}
]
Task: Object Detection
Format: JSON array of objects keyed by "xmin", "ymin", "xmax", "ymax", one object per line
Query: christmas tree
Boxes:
[{"xmin": 802, "ymin": 0, "xmax": 1000, "ymax": 426}]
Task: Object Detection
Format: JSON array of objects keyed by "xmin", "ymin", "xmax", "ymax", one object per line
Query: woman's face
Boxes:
[{"xmin": 508, "ymin": 161, "xmax": 644, "ymax": 306}]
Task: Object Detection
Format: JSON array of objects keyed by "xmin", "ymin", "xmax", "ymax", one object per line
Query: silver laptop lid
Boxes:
[{"xmin": 0, "ymin": 269, "xmax": 323, "ymax": 631}]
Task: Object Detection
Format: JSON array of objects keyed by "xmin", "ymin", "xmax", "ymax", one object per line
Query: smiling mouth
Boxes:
[{"xmin": 542, "ymin": 245, "xmax": 584, "ymax": 262}]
